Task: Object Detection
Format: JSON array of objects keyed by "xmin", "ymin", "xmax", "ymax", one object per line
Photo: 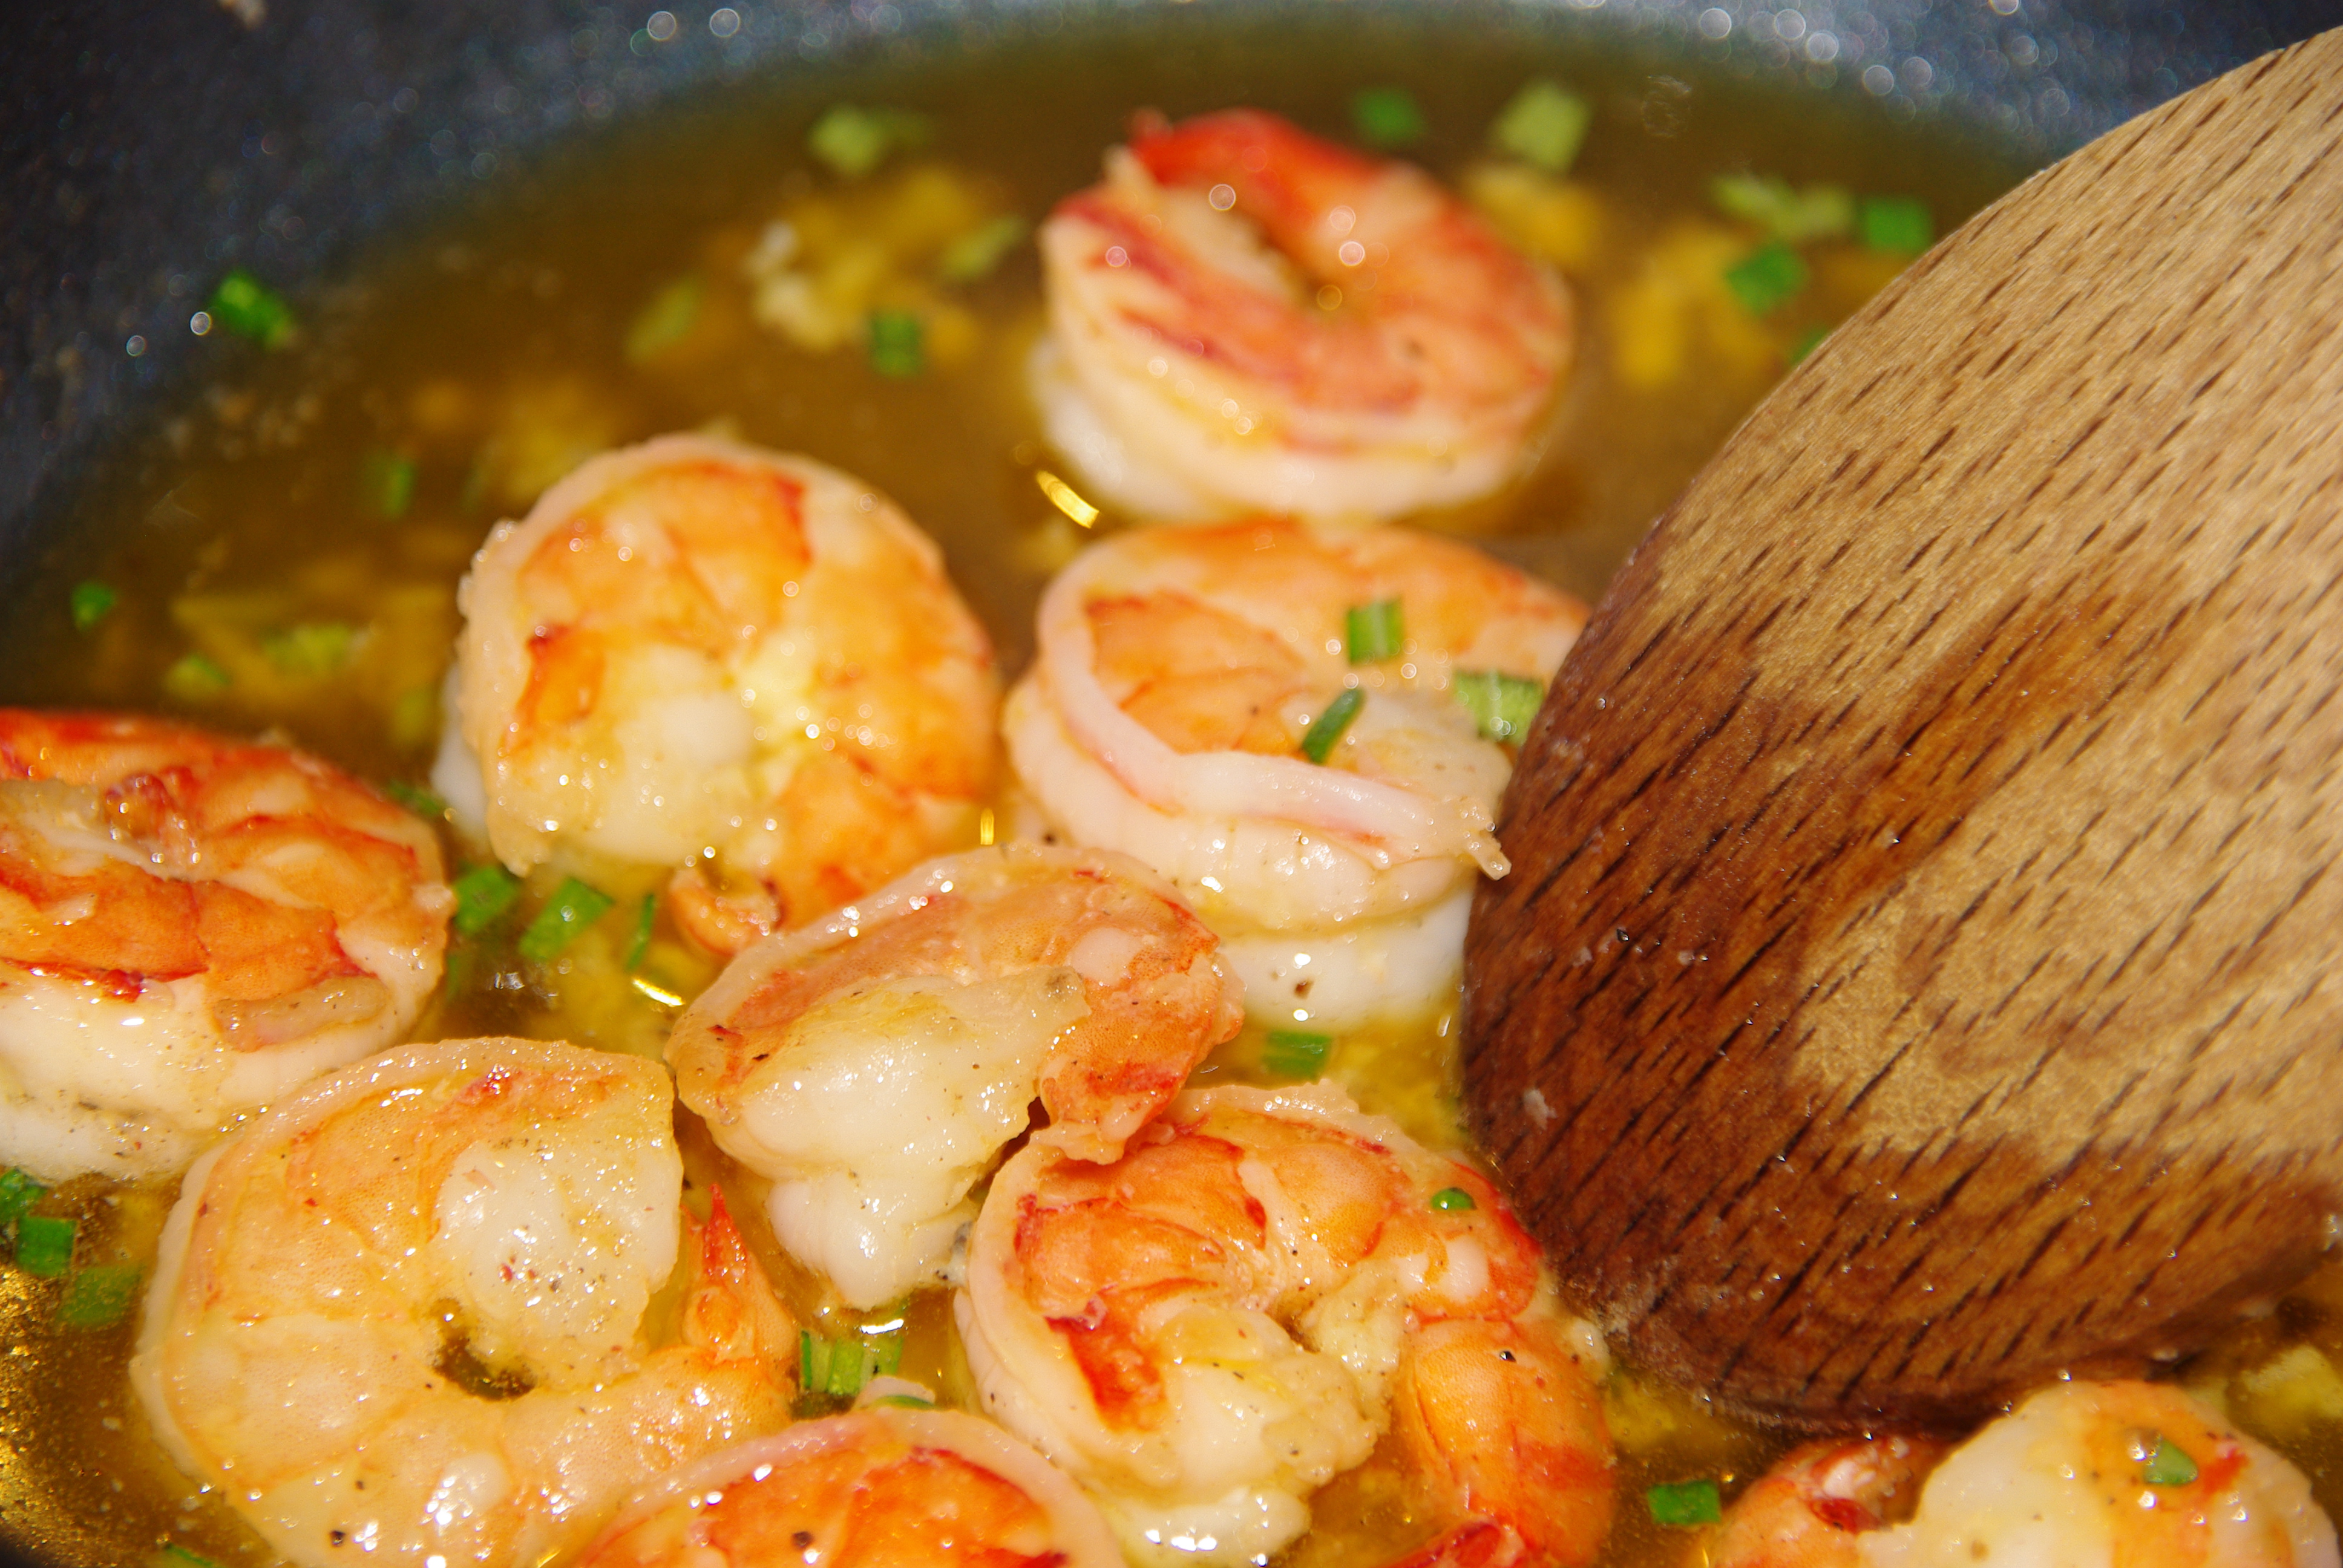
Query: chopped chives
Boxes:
[
  {"xmin": 625, "ymin": 893, "xmax": 657, "ymax": 971},
  {"xmin": 1709, "ymin": 174, "xmax": 1853, "ymax": 243},
  {"xmin": 1262, "ymin": 1030, "xmax": 1332, "ymax": 1079},
  {"xmin": 16, "ymin": 1214, "xmax": 75, "ymax": 1277},
  {"xmin": 381, "ymin": 780, "xmax": 447, "ymax": 820},
  {"xmin": 2142, "ymin": 1435, "xmax": 2200, "ymax": 1487},
  {"xmin": 625, "ymin": 275, "xmax": 705, "ymax": 364},
  {"xmin": 208, "ymin": 268, "xmax": 297, "ymax": 348},
  {"xmin": 163, "ymin": 1546, "xmax": 227, "ymax": 1568},
  {"xmin": 1491, "ymin": 80, "xmax": 1593, "ymax": 174},
  {"xmin": 0, "ymin": 1168, "xmax": 46, "ymax": 1229},
  {"xmin": 1300, "ymin": 688, "xmax": 1365, "ymax": 764},
  {"xmin": 359, "ymin": 450, "xmax": 418, "ymax": 519},
  {"xmin": 807, "ymin": 105, "xmax": 931, "ymax": 180},
  {"xmin": 1345, "ymin": 598, "xmax": 1405, "ymax": 663},
  {"xmin": 1352, "ymin": 88, "xmax": 1426, "ymax": 148},
  {"xmin": 1647, "ymin": 1479, "xmax": 1723, "ymax": 1526},
  {"xmin": 163, "ymin": 652, "xmax": 231, "ymax": 701},
  {"xmin": 799, "ymin": 1326, "xmax": 905, "ymax": 1401},
  {"xmin": 59, "ymin": 1261, "xmax": 142, "ymax": 1328},
  {"xmin": 1723, "ymin": 240, "xmax": 1809, "ymax": 316},
  {"xmin": 71, "ymin": 580, "xmax": 119, "ymax": 631},
  {"xmin": 519, "ymin": 877, "xmax": 616, "ymax": 962},
  {"xmin": 261, "ymin": 621, "xmax": 359, "ymax": 678},
  {"xmin": 867, "ymin": 310, "xmax": 925, "ymax": 377},
  {"xmin": 451, "ymin": 864, "xmax": 522, "ymax": 936},
  {"xmin": 1860, "ymin": 195, "xmax": 1935, "ymax": 255},
  {"xmin": 1453, "ymin": 670, "xmax": 1545, "ymax": 742},
  {"xmin": 1429, "ymin": 1186, "xmax": 1477, "ymax": 1212},
  {"xmin": 937, "ymin": 215, "xmax": 1029, "ymax": 284}
]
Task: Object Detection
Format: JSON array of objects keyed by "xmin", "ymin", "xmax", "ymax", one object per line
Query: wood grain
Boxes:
[{"xmin": 1463, "ymin": 30, "xmax": 2343, "ymax": 1426}]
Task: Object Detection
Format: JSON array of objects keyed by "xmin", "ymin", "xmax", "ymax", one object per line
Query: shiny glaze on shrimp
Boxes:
[
  {"xmin": 0, "ymin": 710, "xmax": 450, "ymax": 1180},
  {"xmin": 1032, "ymin": 108, "xmax": 1573, "ymax": 521},
  {"xmin": 958, "ymin": 1082, "xmax": 1614, "ymax": 1568},
  {"xmin": 1003, "ymin": 517, "xmax": 1584, "ymax": 1024},
  {"xmin": 668, "ymin": 842, "xmax": 1244, "ymax": 1308},
  {"xmin": 581, "ymin": 1391, "xmax": 1124, "ymax": 1568},
  {"xmin": 1702, "ymin": 1382, "xmax": 2337, "ymax": 1568},
  {"xmin": 445, "ymin": 434, "xmax": 999, "ymax": 954},
  {"xmin": 131, "ymin": 1037, "xmax": 796, "ymax": 1568}
]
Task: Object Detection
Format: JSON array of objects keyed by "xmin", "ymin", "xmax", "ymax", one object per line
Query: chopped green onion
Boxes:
[
  {"xmin": 208, "ymin": 269, "xmax": 297, "ymax": 348},
  {"xmin": 1352, "ymin": 88, "xmax": 1426, "ymax": 148},
  {"xmin": 16, "ymin": 1214, "xmax": 74, "ymax": 1277},
  {"xmin": 381, "ymin": 780, "xmax": 447, "ymax": 820},
  {"xmin": 1789, "ymin": 324, "xmax": 1830, "ymax": 365},
  {"xmin": 59, "ymin": 1261, "xmax": 143, "ymax": 1328},
  {"xmin": 1647, "ymin": 1479, "xmax": 1723, "ymax": 1526},
  {"xmin": 867, "ymin": 310, "xmax": 925, "ymax": 377},
  {"xmin": 163, "ymin": 652, "xmax": 232, "ymax": 701},
  {"xmin": 71, "ymin": 580, "xmax": 119, "ymax": 631},
  {"xmin": 872, "ymin": 1393, "xmax": 934, "ymax": 1408},
  {"xmin": 162, "ymin": 1545, "xmax": 227, "ymax": 1568},
  {"xmin": 1345, "ymin": 598, "xmax": 1405, "ymax": 663},
  {"xmin": 1723, "ymin": 241, "xmax": 1809, "ymax": 316},
  {"xmin": 1491, "ymin": 80, "xmax": 1593, "ymax": 174},
  {"xmin": 937, "ymin": 215, "xmax": 1029, "ymax": 284},
  {"xmin": 519, "ymin": 877, "xmax": 616, "ymax": 962},
  {"xmin": 452, "ymin": 864, "xmax": 522, "ymax": 936},
  {"xmin": 360, "ymin": 450, "xmax": 418, "ymax": 519},
  {"xmin": 799, "ymin": 1327, "xmax": 904, "ymax": 1402},
  {"xmin": 1300, "ymin": 688, "xmax": 1365, "ymax": 764},
  {"xmin": 2143, "ymin": 1434, "xmax": 2200, "ymax": 1487},
  {"xmin": 626, "ymin": 893, "xmax": 657, "ymax": 972},
  {"xmin": 1263, "ymin": 1030, "xmax": 1333, "ymax": 1079},
  {"xmin": 1453, "ymin": 669, "xmax": 1545, "ymax": 742},
  {"xmin": 1429, "ymin": 1186, "xmax": 1477, "ymax": 1212},
  {"xmin": 1860, "ymin": 195, "xmax": 1935, "ymax": 255},
  {"xmin": 0, "ymin": 1168, "xmax": 46, "ymax": 1229},
  {"xmin": 807, "ymin": 105, "xmax": 931, "ymax": 180},
  {"xmin": 625, "ymin": 275, "xmax": 705, "ymax": 364},
  {"xmin": 261, "ymin": 621, "xmax": 359, "ymax": 678},
  {"xmin": 1709, "ymin": 174, "xmax": 1853, "ymax": 243}
]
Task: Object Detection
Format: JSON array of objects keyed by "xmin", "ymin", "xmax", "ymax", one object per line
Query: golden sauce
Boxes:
[{"xmin": 7, "ymin": 20, "xmax": 2333, "ymax": 1568}]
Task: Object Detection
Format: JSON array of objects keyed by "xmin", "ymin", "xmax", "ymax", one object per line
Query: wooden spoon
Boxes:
[{"xmin": 1463, "ymin": 30, "xmax": 2343, "ymax": 1428}]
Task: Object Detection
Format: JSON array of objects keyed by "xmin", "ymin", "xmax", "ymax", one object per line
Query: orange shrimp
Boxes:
[{"xmin": 0, "ymin": 710, "xmax": 449, "ymax": 1178}]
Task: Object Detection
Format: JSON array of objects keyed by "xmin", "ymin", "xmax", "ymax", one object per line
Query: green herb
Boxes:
[
  {"xmin": 1453, "ymin": 670, "xmax": 1545, "ymax": 742},
  {"xmin": 1723, "ymin": 241, "xmax": 1809, "ymax": 316},
  {"xmin": 807, "ymin": 105, "xmax": 931, "ymax": 180},
  {"xmin": 872, "ymin": 1393, "xmax": 934, "ymax": 1408},
  {"xmin": 163, "ymin": 652, "xmax": 232, "ymax": 701},
  {"xmin": 261, "ymin": 621, "xmax": 359, "ymax": 678},
  {"xmin": 2143, "ymin": 1434, "xmax": 2200, "ymax": 1487},
  {"xmin": 519, "ymin": 877, "xmax": 615, "ymax": 962},
  {"xmin": 1789, "ymin": 324, "xmax": 1830, "ymax": 365},
  {"xmin": 59, "ymin": 1261, "xmax": 142, "ymax": 1328},
  {"xmin": 1429, "ymin": 1186, "xmax": 1477, "ymax": 1212},
  {"xmin": 1709, "ymin": 174, "xmax": 1853, "ymax": 243},
  {"xmin": 937, "ymin": 215, "xmax": 1029, "ymax": 284},
  {"xmin": 71, "ymin": 580, "xmax": 119, "ymax": 631},
  {"xmin": 452, "ymin": 864, "xmax": 522, "ymax": 936},
  {"xmin": 1646, "ymin": 1479, "xmax": 1723, "ymax": 1527},
  {"xmin": 208, "ymin": 269, "xmax": 297, "ymax": 348},
  {"xmin": 381, "ymin": 780, "xmax": 447, "ymax": 820},
  {"xmin": 867, "ymin": 310, "xmax": 925, "ymax": 377},
  {"xmin": 1352, "ymin": 88, "xmax": 1426, "ymax": 148},
  {"xmin": 1491, "ymin": 80, "xmax": 1593, "ymax": 173},
  {"xmin": 1345, "ymin": 598, "xmax": 1405, "ymax": 663},
  {"xmin": 16, "ymin": 1214, "xmax": 74, "ymax": 1277},
  {"xmin": 0, "ymin": 1168, "xmax": 46, "ymax": 1229},
  {"xmin": 359, "ymin": 450, "xmax": 418, "ymax": 518},
  {"xmin": 1860, "ymin": 195, "xmax": 1935, "ymax": 255},
  {"xmin": 626, "ymin": 893, "xmax": 657, "ymax": 971},
  {"xmin": 163, "ymin": 1545, "xmax": 228, "ymax": 1568},
  {"xmin": 1262, "ymin": 1030, "xmax": 1333, "ymax": 1079},
  {"xmin": 1300, "ymin": 688, "xmax": 1365, "ymax": 764},
  {"xmin": 799, "ymin": 1326, "xmax": 905, "ymax": 1401},
  {"xmin": 625, "ymin": 275, "xmax": 705, "ymax": 364}
]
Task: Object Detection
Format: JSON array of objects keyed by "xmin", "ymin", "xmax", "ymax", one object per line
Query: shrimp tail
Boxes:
[{"xmin": 683, "ymin": 1187, "xmax": 796, "ymax": 1371}]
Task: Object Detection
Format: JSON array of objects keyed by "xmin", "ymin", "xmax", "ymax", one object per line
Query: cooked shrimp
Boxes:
[
  {"xmin": 667, "ymin": 842, "xmax": 1244, "ymax": 1308},
  {"xmin": 1003, "ymin": 517, "xmax": 1584, "ymax": 1025},
  {"xmin": 130, "ymin": 1037, "xmax": 796, "ymax": 1568},
  {"xmin": 958, "ymin": 1081, "xmax": 1614, "ymax": 1568},
  {"xmin": 0, "ymin": 710, "xmax": 450, "ymax": 1180},
  {"xmin": 443, "ymin": 434, "xmax": 1000, "ymax": 955},
  {"xmin": 1031, "ymin": 108, "xmax": 1573, "ymax": 521},
  {"xmin": 1702, "ymin": 1382, "xmax": 2338, "ymax": 1568},
  {"xmin": 580, "ymin": 1390, "xmax": 1124, "ymax": 1568}
]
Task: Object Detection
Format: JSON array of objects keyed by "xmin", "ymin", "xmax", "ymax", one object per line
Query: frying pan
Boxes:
[{"xmin": 0, "ymin": 0, "xmax": 2336, "ymax": 1563}]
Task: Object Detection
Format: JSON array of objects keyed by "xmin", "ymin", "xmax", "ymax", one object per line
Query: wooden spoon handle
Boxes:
[{"xmin": 1465, "ymin": 30, "xmax": 2343, "ymax": 1426}]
